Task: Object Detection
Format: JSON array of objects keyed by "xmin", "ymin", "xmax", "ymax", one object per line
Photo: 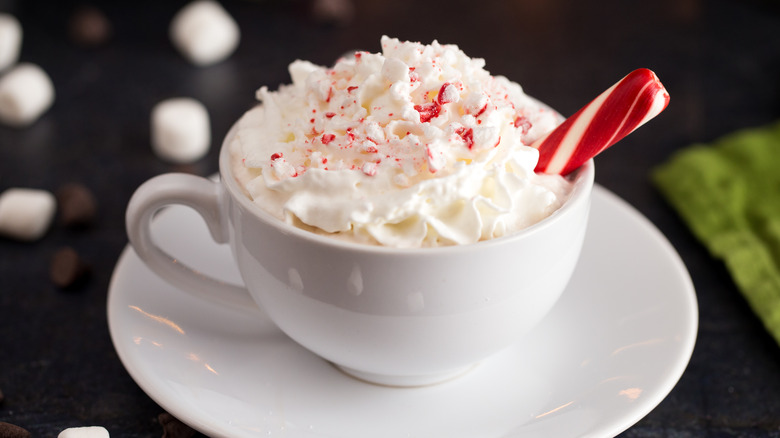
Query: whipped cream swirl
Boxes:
[{"xmin": 231, "ymin": 36, "xmax": 572, "ymax": 247}]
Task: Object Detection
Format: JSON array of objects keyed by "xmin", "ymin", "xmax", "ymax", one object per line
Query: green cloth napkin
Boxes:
[{"xmin": 653, "ymin": 121, "xmax": 780, "ymax": 347}]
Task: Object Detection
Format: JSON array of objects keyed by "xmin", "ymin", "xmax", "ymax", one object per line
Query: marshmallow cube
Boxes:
[
  {"xmin": 0, "ymin": 188, "xmax": 57, "ymax": 241},
  {"xmin": 58, "ymin": 426, "xmax": 110, "ymax": 438},
  {"xmin": 170, "ymin": 1, "xmax": 240, "ymax": 66},
  {"xmin": 0, "ymin": 13, "xmax": 22, "ymax": 71},
  {"xmin": 151, "ymin": 98, "xmax": 211, "ymax": 163},
  {"xmin": 0, "ymin": 63, "xmax": 55, "ymax": 127}
]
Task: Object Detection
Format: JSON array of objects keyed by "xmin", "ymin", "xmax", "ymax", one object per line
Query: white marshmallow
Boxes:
[
  {"xmin": 0, "ymin": 63, "xmax": 55, "ymax": 127},
  {"xmin": 0, "ymin": 13, "xmax": 22, "ymax": 71},
  {"xmin": 58, "ymin": 426, "xmax": 110, "ymax": 438},
  {"xmin": 170, "ymin": 1, "xmax": 240, "ymax": 66},
  {"xmin": 151, "ymin": 97, "xmax": 211, "ymax": 163},
  {"xmin": 0, "ymin": 188, "xmax": 57, "ymax": 241}
]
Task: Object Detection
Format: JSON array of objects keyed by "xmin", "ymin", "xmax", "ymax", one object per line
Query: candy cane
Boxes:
[{"xmin": 532, "ymin": 68, "xmax": 670, "ymax": 175}]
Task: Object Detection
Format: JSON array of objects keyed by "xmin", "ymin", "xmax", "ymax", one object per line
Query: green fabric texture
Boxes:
[{"xmin": 653, "ymin": 121, "xmax": 780, "ymax": 347}]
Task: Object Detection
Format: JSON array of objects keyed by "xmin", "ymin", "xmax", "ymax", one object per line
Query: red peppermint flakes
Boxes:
[
  {"xmin": 474, "ymin": 103, "xmax": 488, "ymax": 118},
  {"xmin": 409, "ymin": 68, "xmax": 420, "ymax": 83},
  {"xmin": 414, "ymin": 102, "xmax": 441, "ymax": 123},
  {"xmin": 456, "ymin": 127, "xmax": 474, "ymax": 149},
  {"xmin": 270, "ymin": 153, "xmax": 283, "ymax": 161},
  {"xmin": 325, "ymin": 112, "xmax": 336, "ymax": 118},
  {"xmin": 437, "ymin": 82, "xmax": 458, "ymax": 104},
  {"xmin": 514, "ymin": 116, "xmax": 532, "ymax": 134},
  {"xmin": 321, "ymin": 134, "xmax": 336, "ymax": 144},
  {"xmin": 362, "ymin": 162, "xmax": 378, "ymax": 176}
]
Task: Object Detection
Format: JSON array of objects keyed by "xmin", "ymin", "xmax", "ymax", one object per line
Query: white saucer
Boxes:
[{"xmin": 107, "ymin": 185, "xmax": 697, "ymax": 438}]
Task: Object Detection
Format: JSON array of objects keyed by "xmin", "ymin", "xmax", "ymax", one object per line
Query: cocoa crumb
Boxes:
[
  {"xmin": 50, "ymin": 247, "xmax": 91, "ymax": 289},
  {"xmin": 0, "ymin": 422, "xmax": 31, "ymax": 438},
  {"xmin": 68, "ymin": 5, "xmax": 112, "ymax": 47},
  {"xmin": 56, "ymin": 183, "xmax": 97, "ymax": 228}
]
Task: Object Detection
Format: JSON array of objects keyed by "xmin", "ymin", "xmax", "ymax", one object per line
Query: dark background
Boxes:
[{"xmin": 1, "ymin": 0, "xmax": 779, "ymax": 436}]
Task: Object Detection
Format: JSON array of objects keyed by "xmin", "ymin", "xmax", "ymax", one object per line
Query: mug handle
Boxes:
[{"xmin": 125, "ymin": 173, "xmax": 258, "ymax": 312}]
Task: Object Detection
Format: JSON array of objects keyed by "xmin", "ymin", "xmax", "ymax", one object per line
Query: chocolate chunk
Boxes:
[
  {"xmin": 50, "ymin": 247, "xmax": 91, "ymax": 289},
  {"xmin": 56, "ymin": 183, "xmax": 97, "ymax": 228},
  {"xmin": 0, "ymin": 422, "xmax": 31, "ymax": 438},
  {"xmin": 68, "ymin": 5, "xmax": 112, "ymax": 47},
  {"xmin": 158, "ymin": 412, "xmax": 195, "ymax": 438}
]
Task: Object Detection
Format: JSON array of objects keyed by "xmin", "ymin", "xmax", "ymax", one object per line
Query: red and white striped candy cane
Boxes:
[{"xmin": 532, "ymin": 68, "xmax": 670, "ymax": 175}]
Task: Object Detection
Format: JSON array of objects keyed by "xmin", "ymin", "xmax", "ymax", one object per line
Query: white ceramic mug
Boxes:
[{"xmin": 126, "ymin": 123, "xmax": 595, "ymax": 386}]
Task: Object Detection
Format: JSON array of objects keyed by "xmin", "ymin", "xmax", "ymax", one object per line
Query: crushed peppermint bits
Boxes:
[
  {"xmin": 254, "ymin": 35, "xmax": 553, "ymax": 183},
  {"xmin": 231, "ymin": 36, "xmax": 569, "ymax": 247}
]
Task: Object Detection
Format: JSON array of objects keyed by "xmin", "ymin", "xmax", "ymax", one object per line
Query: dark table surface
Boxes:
[{"xmin": 1, "ymin": 0, "xmax": 779, "ymax": 436}]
